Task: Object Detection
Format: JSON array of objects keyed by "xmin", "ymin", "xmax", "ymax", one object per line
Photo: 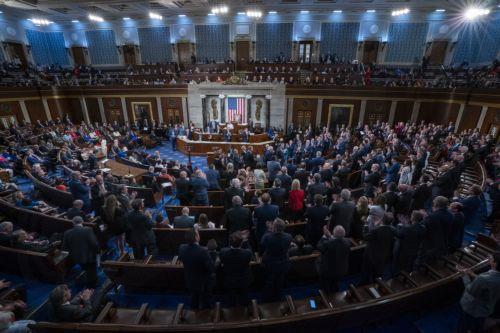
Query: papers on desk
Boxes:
[
  {"xmin": 101, "ymin": 159, "xmax": 109, "ymax": 164},
  {"xmin": 161, "ymin": 182, "xmax": 172, "ymax": 188},
  {"xmin": 100, "ymin": 168, "xmax": 111, "ymax": 173}
]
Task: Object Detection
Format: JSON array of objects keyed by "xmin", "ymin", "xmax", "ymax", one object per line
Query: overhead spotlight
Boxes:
[
  {"xmin": 178, "ymin": 14, "xmax": 186, "ymax": 17},
  {"xmin": 207, "ymin": 13, "xmax": 215, "ymax": 16},
  {"xmin": 88, "ymin": 14, "xmax": 104, "ymax": 22},
  {"xmin": 29, "ymin": 18, "xmax": 53, "ymax": 25},
  {"xmin": 366, "ymin": 9, "xmax": 376, "ymax": 13},
  {"xmin": 71, "ymin": 19, "xmax": 79, "ymax": 23},
  {"xmin": 246, "ymin": 10, "xmax": 262, "ymax": 18},
  {"xmin": 149, "ymin": 12, "xmax": 162, "ymax": 20},
  {"xmin": 211, "ymin": 5, "xmax": 228, "ymax": 15},
  {"xmin": 464, "ymin": 7, "xmax": 490, "ymax": 20},
  {"xmin": 391, "ymin": 8, "xmax": 410, "ymax": 16},
  {"xmin": 122, "ymin": 17, "xmax": 131, "ymax": 20},
  {"xmin": 300, "ymin": 10, "xmax": 309, "ymax": 14},
  {"xmin": 237, "ymin": 12, "xmax": 245, "ymax": 15},
  {"xmin": 333, "ymin": 10, "xmax": 342, "ymax": 13},
  {"xmin": 268, "ymin": 11, "xmax": 277, "ymax": 14},
  {"xmin": 435, "ymin": 9, "xmax": 446, "ymax": 12}
]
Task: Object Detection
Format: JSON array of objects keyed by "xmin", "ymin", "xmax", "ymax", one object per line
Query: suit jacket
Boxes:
[
  {"xmin": 267, "ymin": 161, "xmax": 281, "ymax": 182},
  {"xmin": 307, "ymin": 182, "xmax": 326, "ymax": 204},
  {"xmin": 179, "ymin": 243, "xmax": 215, "ymax": 291},
  {"xmin": 49, "ymin": 297, "xmax": 93, "ymax": 322},
  {"xmin": 190, "ymin": 177, "xmax": 209, "ymax": 203},
  {"xmin": 329, "ymin": 200, "xmax": 356, "ymax": 235},
  {"xmin": 393, "ymin": 222, "xmax": 426, "ymax": 271},
  {"xmin": 253, "ymin": 203, "xmax": 279, "ymax": 241},
  {"xmin": 421, "ymin": 208, "xmax": 453, "ymax": 258},
  {"xmin": 205, "ymin": 169, "xmax": 221, "ymax": 190},
  {"xmin": 434, "ymin": 171, "xmax": 454, "ymax": 198},
  {"xmin": 269, "ymin": 187, "xmax": 287, "ymax": 207},
  {"xmin": 260, "ymin": 232, "xmax": 292, "ymax": 267},
  {"xmin": 304, "ymin": 205, "xmax": 330, "ymax": 245},
  {"xmin": 127, "ymin": 210, "xmax": 156, "ymax": 245},
  {"xmin": 461, "ymin": 195, "xmax": 481, "ymax": 224},
  {"xmin": 382, "ymin": 191, "xmax": 399, "ymax": 212},
  {"xmin": 450, "ymin": 211, "xmax": 465, "ymax": 251},
  {"xmin": 225, "ymin": 206, "xmax": 252, "ymax": 233},
  {"xmin": 176, "ymin": 178, "xmax": 191, "ymax": 198},
  {"xmin": 224, "ymin": 187, "xmax": 245, "ymax": 209},
  {"xmin": 173, "ymin": 215, "xmax": 195, "ymax": 228},
  {"xmin": 69, "ymin": 180, "xmax": 90, "ymax": 206},
  {"xmin": 363, "ymin": 171, "xmax": 381, "ymax": 197},
  {"xmin": 219, "ymin": 247, "xmax": 253, "ymax": 288},
  {"xmin": 62, "ymin": 225, "xmax": 98, "ymax": 265},
  {"xmin": 317, "ymin": 236, "xmax": 351, "ymax": 278},
  {"xmin": 65, "ymin": 207, "xmax": 86, "ymax": 220},
  {"xmin": 363, "ymin": 225, "xmax": 396, "ymax": 266},
  {"xmin": 277, "ymin": 174, "xmax": 293, "ymax": 191},
  {"xmin": 395, "ymin": 191, "xmax": 413, "ymax": 216},
  {"xmin": 411, "ymin": 183, "xmax": 432, "ymax": 210}
]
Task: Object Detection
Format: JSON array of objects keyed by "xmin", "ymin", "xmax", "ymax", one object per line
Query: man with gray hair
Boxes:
[
  {"xmin": 226, "ymin": 195, "xmax": 252, "ymax": 234},
  {"xmin": 0, "ymin": 221, "xmax": 13, "ymax": 247},
  {"xmin": 260, "ymin": 219, "xmax": 292, "ymax": 301},
  {"xmin": 329, "ymin": 188, "xmax": 355, "ymax": 235},
  {"xmin": 65, "ymin": 199, "xmax": 86, "ymax": 220},
  {"xmin": 317, "ymin": 225, "xmax": 351, "ymax": 293},
  {"xmin": 224, "ymin": 178, "xmax": 244, "ymax": 210},
  {"xmin": 62, "ymin": 216, "xmax": 99, "ymax": 287}
]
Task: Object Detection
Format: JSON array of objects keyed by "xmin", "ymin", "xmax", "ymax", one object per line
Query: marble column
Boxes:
[
  {"xmin": 388, "ymin": 100, "xmax": 397, "ymax": 125},
  {"xmin": 477, "ymin": 106, "xmax": 488, "ymax": 129},
  {"xmin": 97, "ymin": 97, "xmax": 106, "ymax": 123},
  {"xmin": 156, "ymin": 97, "xmax": 163, "ymax": 123},
  {"xmin": 19, "ymin": 100, "xmax": 30, "ymax": 123},
  {"xmin": 454, "ymin": 104, "xmax": 465, "ymax": 133},
  {"xmin": 79, "ymin": 97, "xmax": 90, "ymax": 124},
  {"xmin": 120, "ymin": 97, "xmax": 128, "ymax": 123},
  {"xmin": 42, "ymin": 98, "xmax": 52, "ymax": 121},
  {"xmin": 316, "ymin": 98, "xmax": 323, "ymax": 127}
]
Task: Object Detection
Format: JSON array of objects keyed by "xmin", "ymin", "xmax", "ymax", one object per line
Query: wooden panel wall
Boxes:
[
  {"xmin": 160, "ymin": 97, "xmax": 183, "ymax": 124},
  {"xmin": 292, "ymin": 98, "xmax": 318, "ymax": 127},
  {"xmin": 0, "ymin": 101, "xmax": 23, "ymax": 123},
  {"xmin": 364, "ymin": 100, "xmax": 391, "ymax": 125},
  {"xmin": 458, "ymin": 105, "xmax": 482, "ymax": 132},
  {"xmin": 46, "ymin": 98, "xmax": 84, "ymax": 123},
  {"xmin": 321, "ymin": 99, "xmax": 361, "ymax": 127},
  {"xmin": 418, "ymin": 102, "xmax": 460, "ymax": 125},
  {"xmin": 481, "ymin": 107, "xmax": 500, "ymax": 134},
  {"xmin": 85, "ymin": 98, "xmax": 101, "ymax": 123},
  {"xmin": 24, "ymin": 100, "xmax": 47, "ymax": 123},
  {"xmin": 102, "ymin": 97, "xmax": 124, "ymax": 123},
  {"xmin": 394, "ymin": 101, "xmax": 414, "ymax": 124}
]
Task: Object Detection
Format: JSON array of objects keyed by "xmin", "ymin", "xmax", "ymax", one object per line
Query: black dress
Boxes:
[{"xmin": 102, "ymin": 207, "xmax": 127, "ymax": 236}]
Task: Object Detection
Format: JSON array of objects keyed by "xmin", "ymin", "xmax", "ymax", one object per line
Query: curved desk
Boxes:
[{"xmin": 177, "ymin": 136, "xmax": 273, "ymax": 156}]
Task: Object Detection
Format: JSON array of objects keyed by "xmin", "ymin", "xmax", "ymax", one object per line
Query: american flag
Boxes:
[{"xmin": 227, "ymin": 97, "xmax": 246, "ymax": 123}]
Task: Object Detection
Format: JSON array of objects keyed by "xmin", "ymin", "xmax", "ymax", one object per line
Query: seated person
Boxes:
[
  {"xmin": 47, "ymin": 283, "xmax": 111, "ymax": 323},
  {"xmin": 0, "ymin": 222, "xmax": 13, "ymax": 247},
  {"xmin": 288, "ymin": 234, "xmax": 314, "ymax": 257},
  {"xmin": 65, "ymin": 200, "xmax": 87, "ymax": 221},
  {"xmin": 32, "ymin": 164, "xmax": 55, "ymax": 186},
  {"xmin": 173, "ymin": 207, "xmax": 195, "ymax": 228},
  {"xmin": 11, "ymin": 229, "xmax": 56, "ymax": 253},
  {"xmin": 54, "ymin": 178, "xmax": 67, "ymax": 191},
  {"xmin": 0, "ymin": 296, "xmax": 32, "ymax": 333},
  {"xmin": 13, "ymin": 191, "xmax": 40, "ymax": 210},
  {"xmin": 155, "ymin": 213, "xmax": 172, "ymax": 228},
  {"xmin": 194, "ymin": 213, "xmax": 216, "ymax": 230}
]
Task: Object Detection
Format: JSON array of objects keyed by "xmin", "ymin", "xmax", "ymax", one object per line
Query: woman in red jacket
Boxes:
[{"xmin": 288, "ymin": 179, "xmax": 305, "ymax": 223}]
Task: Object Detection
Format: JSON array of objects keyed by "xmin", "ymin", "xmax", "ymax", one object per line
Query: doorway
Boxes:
[
  {"xmin": 298, "ymin": 41, "xmax": 313, "ymax": 64},
  {"xmin": 123, "ymin": 45, "xmax": 137, "ymax": 65},
  {"xmin": 294, "ymin": 110, "xmax": 313, "ymax": 128},
  {"xmin": 235, "ymin": 40, "xmax": 250, "ymax": 70},
  {"xmin": 71, "ymin": 47, "xmax": 87, "ymax": 65},
  {"xmin": 427, "ymin": 40, "xmax": 448, "ymax": 65},
  {"xmin": 327, "ymin": 104, "xmax": 353, "ymax": 132},
  {"xmin": 362, "ymin": 41, "xmax": 379, "ymax": 64},
  {"xmin": 4, "ymin": 42, "xmax": 27, "ymax": 68},
  {"xmin": 177, "ymin": 43, "xmax": 191, "ymax": 66}
]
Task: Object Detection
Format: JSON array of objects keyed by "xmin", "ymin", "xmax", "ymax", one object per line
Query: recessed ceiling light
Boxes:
[
  {"xmin": 207, "ymin": 13, "xmax": 215, "ymax": 16},
  {"xmin": 88, "ymin": 14, "xmax": 104, "ymax": 22},
  {"xmin": 123, "ymin": 17, "xmax": 131, "ymax": 20},
  {"xmin": 178, "ymin": 14, "xmax": 186, "ymax": 17},
  {"xmin": 435, "ymin": 9, "xmax": 446, "ymax": 12},
  {"xmin": 0, "ymin": 11, "xmax": 3, "ymax": 14},
  {"xmin": 71, "ymin": 19, "xmax": 79, "ymax": 23},
  {"xmin": 149, "ymin": 12, "xmax": 162, "ymax": 20},
  {"xmin": 333, "ymin": 10, "xmax": 342, "ymax": 13},
  {"xmin": 29, "ymin": 18, "xmax": 53, "ymax": 25},
  {"xmin": 237, "ymin": 12, "xmax": 245, "ymax": 15},
  {"xmin": 268, "ymin": 11, "xmax": 277, "ymax": 14},
  {"xmin": 391, "ymin": 8, "xmax": 410, "ymax": 16},
  {"xmin": 300, "ymin": 10, "xmax": 309, "ymax": 14},
  {"xmin": 366, "ymin": 9, "xmax": 376, "ymax": 13}
]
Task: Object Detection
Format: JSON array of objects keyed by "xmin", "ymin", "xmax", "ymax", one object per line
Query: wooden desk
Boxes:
[
  {"xmin": 177, "ymin": 136, "xmax": 273, "ymax": 156},
  {"xmin": 102, "ymin": 160, "xmax": 147, "ymax": 181},
  {"xmin": 192, "ymin": 132, "xmax": 268, "ymax": 143}
]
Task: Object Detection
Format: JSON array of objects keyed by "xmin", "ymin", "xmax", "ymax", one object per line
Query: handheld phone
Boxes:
[{"xmin": 309, "ymin": 299, "xmax": 317, "ymax": 310}]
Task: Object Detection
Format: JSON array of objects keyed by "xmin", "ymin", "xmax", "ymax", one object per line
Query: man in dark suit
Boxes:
[
  {"xmin": 205, "ymin": 164, "xmax": 221, "ymax": 190},
  {"xmin": 65, "ymin": 200, "xmax": 87, "ymax": 221},
  {"xmin": 219, "ymin": 231, "xmax": 253, "ymax": 306},
  {"xmin": 224, "ymin": 178, "xmax": 245, "ymax": 210},
  {"xmin": 277, "ymin": 166, "xmax": 292, "ymax": 191},
  {"xmin": 394, "ymin": 184, "xmax": 413, "ymax": 220},
  {"xmin": 62, "ymin": 216, "xmax": 99, "ymax": 287},
  {"xmin": 449, "ymin": 202, "xmax": 465, "ymax": 252},
  {"xmin": 360, "ymin": 212, "xmax": 396, "ymax": 284},
  {"xmin": 269, "ymin": 179, "xmax": 287, "ymax": 208},
  {"xmin": 295, "ymin": 163, "xmax": 310, "ymax": 190},
  {"xmin": 68, "ymin": 172, "xmax": 91, "ymax": 212},
  {"xmin": 190, "ymin": 169, "xmax": 210, "ymax": 206},
  {"xmin": 306, "ymin": 173, "xmax": 326, "ymax": 204},
  {"xmin": 382, "ymin": 182, "xmax": 399, "ymax": 213},
  {"xmin": 179, "ymin": 229, "xmax": 215, "ymax": 309},
  {"xmin": 433, "ymin": 164, "xmax": 454, "ymax": 199},
  {"xmin": 0, "ymin": 221, "xmax": 13, "ymax": 247},
  {"xmin": 418, "ymin": 196, "xmax": 453, "ymax": 264},
  {"xmin": 253, "ymin": 193, "xmax": 279, "ymax": 242},
  {"xmin": 225, "ymin": 196, "xmax": 252, "ymax": 234},
  {"xmin": 411, "ymin": 174, "xmax": 432, "ymax": 211},
  {"xmin": 176, "ymin": 171, "xmax": 191, "ymax": 205},
  {"xmin": 127, "ymin": 199, "xmax": 156, "ymax": 260},
  {"xmin": 173, "ymin": 207, "xmax": 195, "ymax": 228},
  {"xmin": 460, "ymin": 185, "xmax": 482, "ymax": 225},
  {"xmin": 363, "ymin": 163, "xmax": 381, "ymax": 199},
  {"xmin": 393, "ymin": 211, "xmax": 426, "ymax": 274},
  {"xmin": 266, "ymin": 156, "xmax": 281, "ymax": 183},
  {"xmin": 304, "ymin": 194, "xmax": 330, "ymax": 247},
  {"xmin": 260, "ymin": 219, "xmax": 292, "ymax": 302},
  {"xmin": 317, "ymin": 225, "xmax": 351, "ymax": 293},
  {"xmin": 329, "ymin": 189, "xmax": 355, "ymax": 235}
]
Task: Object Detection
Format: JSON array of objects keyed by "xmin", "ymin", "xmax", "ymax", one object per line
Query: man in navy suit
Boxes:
[
  {"xmin": 460, "ymin": 185, "xmax": 482, "ymax": 225},
  {"xmin": 385, "ymin": 157, "xmax": 401, "ymax": 184},
  {"xmin": 205, "ymin": 164, "xmax": 221, "ymax": 190},
  {"xmin": 266, "ymin": 156, "xmax": 281, "ymax": 183},
  {"xmin": 260, "ymin": 219, "xmax": 292, "ymax": 301},
  {"xmin": 253, "ymin": 193, "xmax": 279, "ymax": 242},
  {"xmin": 190, "ymin": 169, "xmax": 210, "ymax": 206},
  {"xmin": 179, "ymin": 229, "xmax": 215, "ymax": 309},
  {"xmin": 68, "ymin": 172, "xmax": 91, "ymax": 213}
]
